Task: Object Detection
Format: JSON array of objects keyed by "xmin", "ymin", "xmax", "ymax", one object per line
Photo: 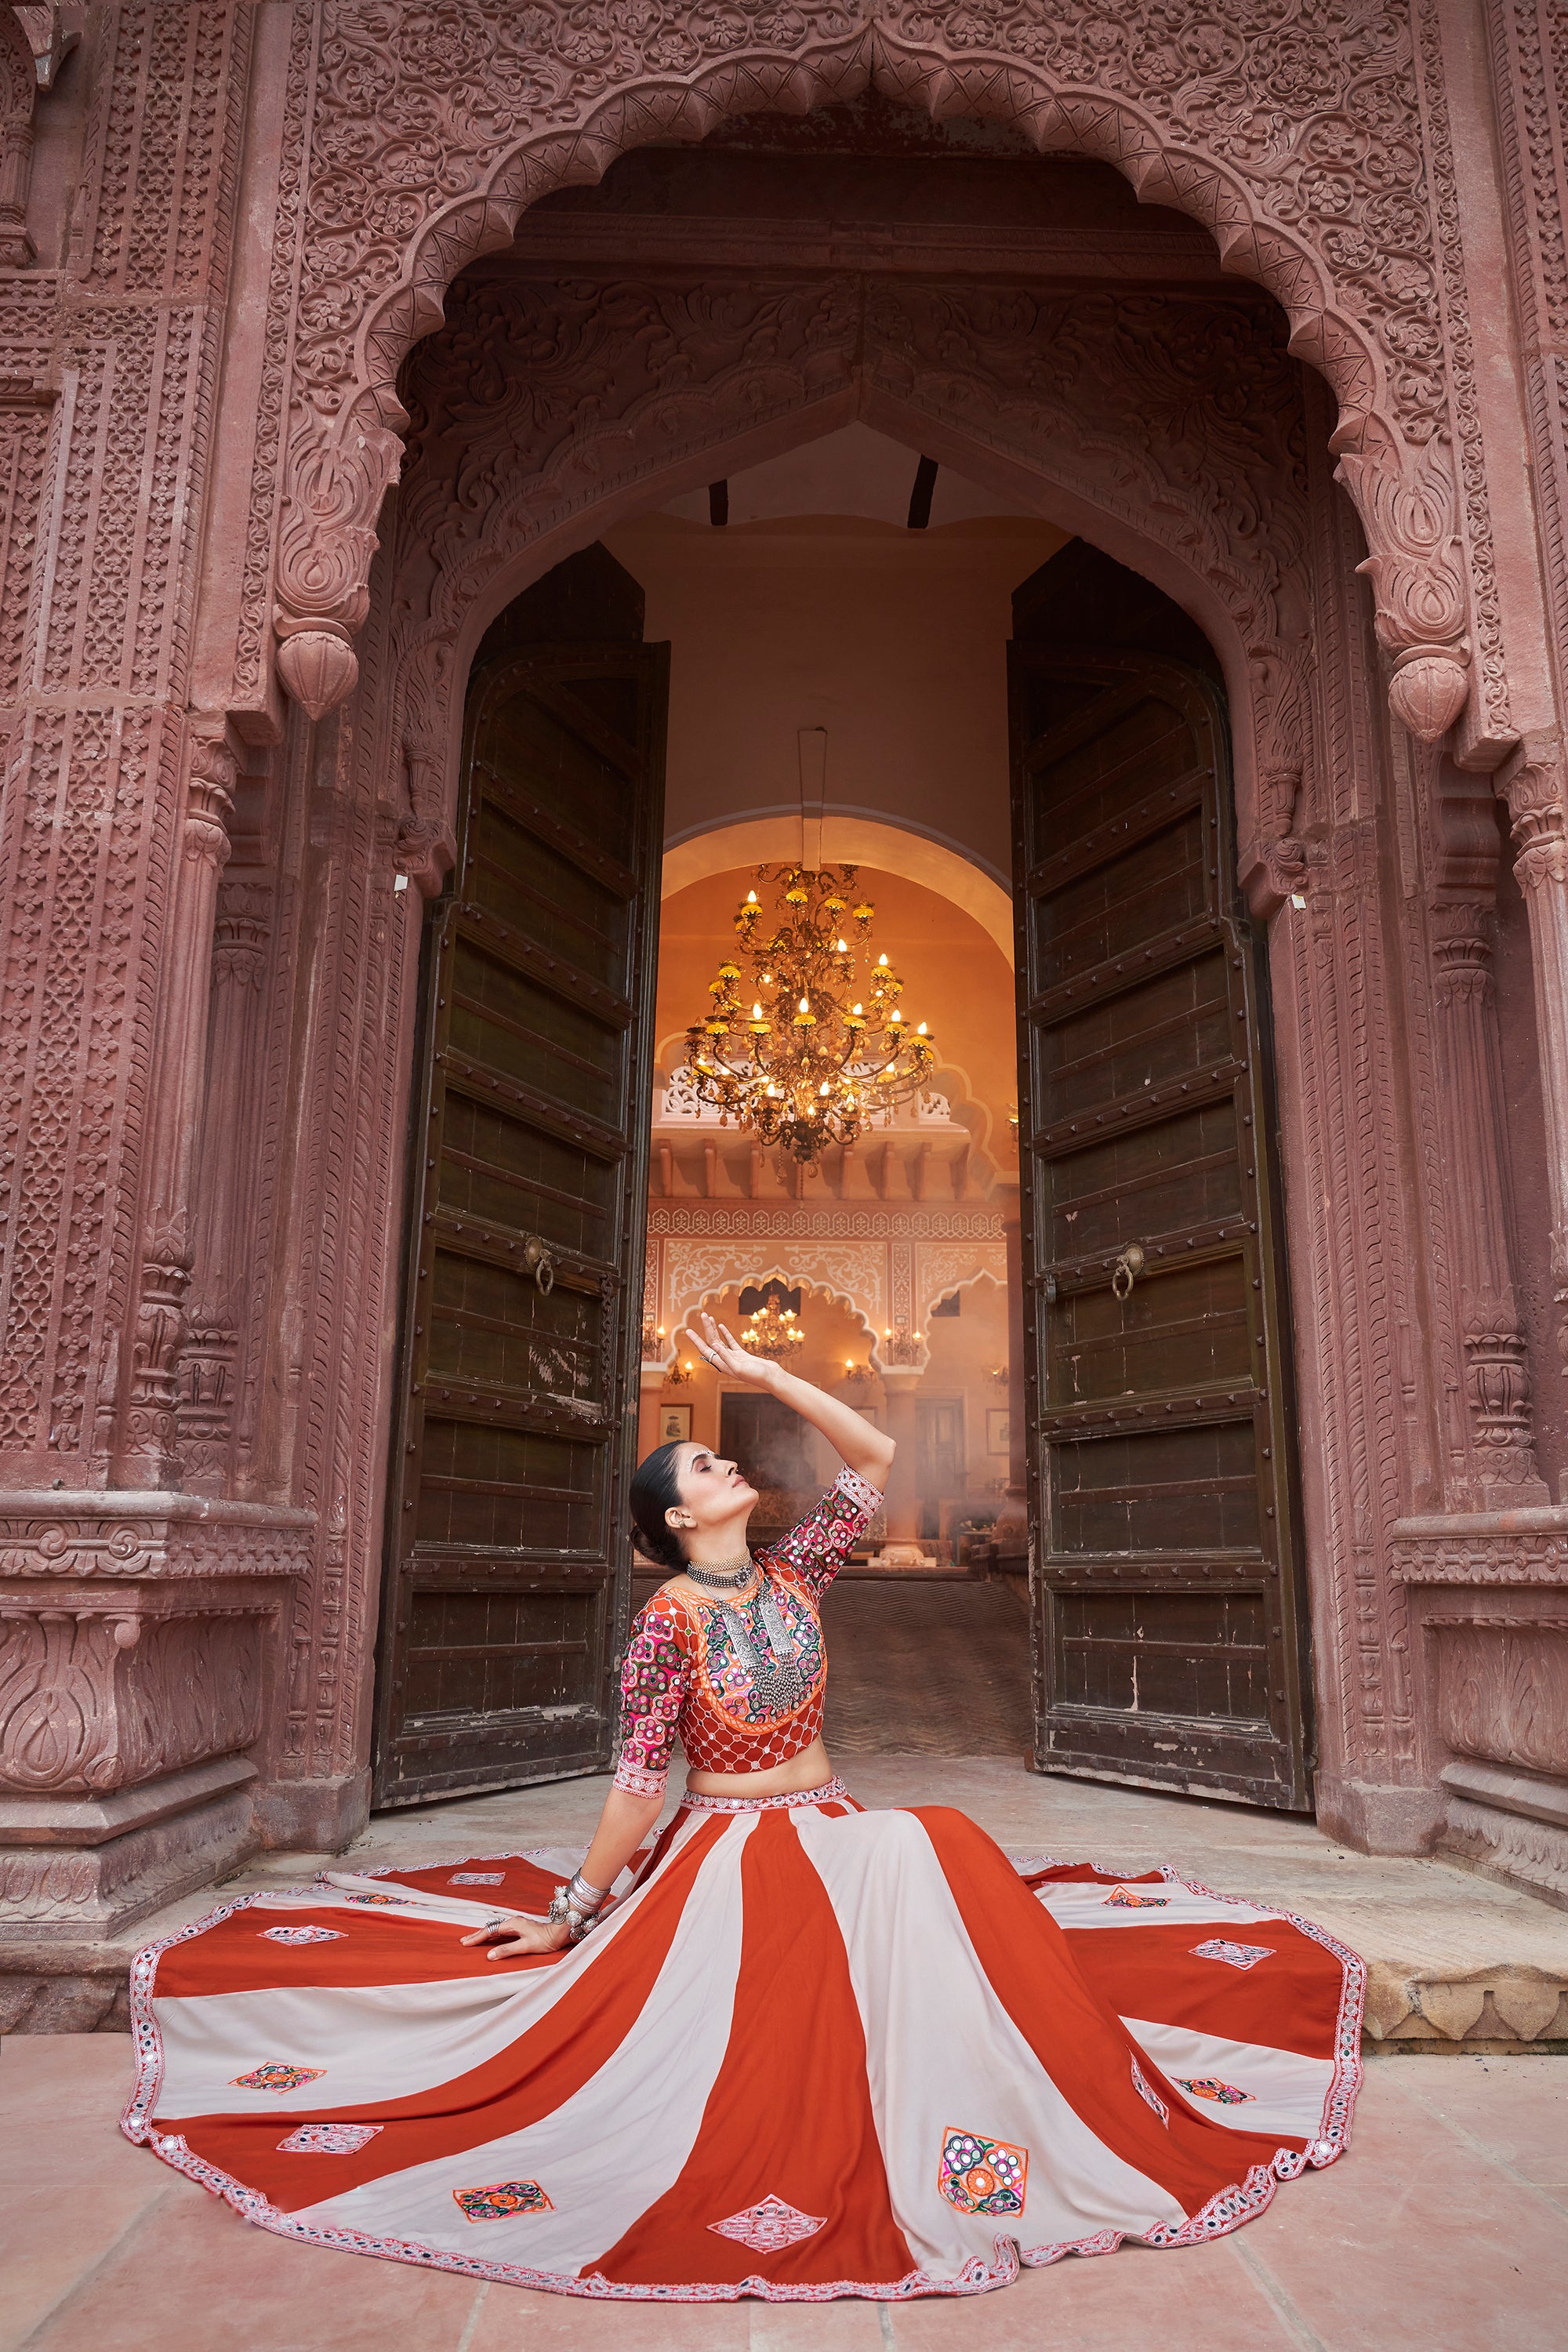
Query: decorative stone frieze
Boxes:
[
  {"xmin": 1392, "ymin": 1513, "xmax": 1568, "ymax": 1584},
  {"xmin": 245, "ymin": 2, "xmax": 1496, "ymax": 757}
]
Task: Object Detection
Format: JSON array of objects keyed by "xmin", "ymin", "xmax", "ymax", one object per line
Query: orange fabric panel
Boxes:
[
  {"xmin": 592, "ymin": 1807, "xmax": 913, "ymax": 2287},
  {"xmin": 913, "ymin": 1806, "xmax": 1302, "ymax": 2216},
  {"xmin": 172, "ymin": 1818, "xmax": 728, "ymax": 2213},
  {"xmin": 1058, "ymin": 1920, "xmax": 1344, "ymax": 2059},
  {"xmin": 156, "ymin": 1867, "xmax": 564, "ymax": 1999}
]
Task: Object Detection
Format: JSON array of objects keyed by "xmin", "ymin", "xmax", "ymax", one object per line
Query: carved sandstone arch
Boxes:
[
  {"xmin": 263, "ymin": 2, "xmax": 1500, "ymax": 757},
  {"xmin": 375, "ymin": 264, "xmax": 1320, "ymax": 912}
]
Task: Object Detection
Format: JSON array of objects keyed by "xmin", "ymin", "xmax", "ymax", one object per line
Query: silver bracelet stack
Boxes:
[{"xmin": 547, "ymin": 1868, "xmax": 609, "ymax": 1943}]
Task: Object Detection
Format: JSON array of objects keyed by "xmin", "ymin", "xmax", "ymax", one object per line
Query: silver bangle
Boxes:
[
  {"xmin": 568, "ymin": 1870, "xmax": 608, "ymax": 1913},
  {"xmin": 548, "ymin": 1884, "xmax": 601, "ymax": 1943}
]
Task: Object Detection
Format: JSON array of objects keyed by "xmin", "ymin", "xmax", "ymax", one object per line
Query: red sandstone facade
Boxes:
[{"xmin": 5, "ymin": 2, "xmax": 1568, "ymax": 2024}]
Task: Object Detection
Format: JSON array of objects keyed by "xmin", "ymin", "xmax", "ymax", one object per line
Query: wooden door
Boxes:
[
  {"xmin": 1010, "ymin": 543, "xmax": 1312, "ymax": 1809},
  {"xmin": 373, "ymin": 548, "xmax": 667, "ymax": 1807}
]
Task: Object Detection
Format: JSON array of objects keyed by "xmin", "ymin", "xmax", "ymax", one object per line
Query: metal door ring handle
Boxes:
[
  {"xmin": 522, "ymin": 1236, "xmax": 555, "ymax": 1295},
  {"xmin": 1112, "ymin": 1243, "xmax": 1145, "ymax": 1301}
]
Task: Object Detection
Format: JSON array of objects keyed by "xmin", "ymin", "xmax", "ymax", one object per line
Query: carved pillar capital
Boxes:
[
  {"xmin": 1338, "ymin": 445, "xmax": 1471, "ymax": 745},
  {"xmin": 183, "ymin": 722, "xmax": 237, "ymax": 869},
  {"xmin": 1429, "ymin": 897, "xmax": 1496, "ymax": 999},
  {"xmin": 272, "ymin": 423, "xmax": 404, "ymax": 720}
]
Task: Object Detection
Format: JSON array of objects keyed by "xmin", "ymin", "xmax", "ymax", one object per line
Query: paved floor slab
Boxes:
[{"xmin": 2, "ymin": 2034, "xmax": 1561, "ymax": 2352}]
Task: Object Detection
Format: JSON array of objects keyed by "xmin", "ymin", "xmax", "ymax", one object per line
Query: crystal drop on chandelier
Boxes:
[{"xmin": 683, "ymin": 865, "xmax": 937, "ymax": 1164}]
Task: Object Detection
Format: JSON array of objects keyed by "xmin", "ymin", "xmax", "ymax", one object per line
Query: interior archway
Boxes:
[{"xmin": 660, "ymin": 821, "xmax": 1014, "ymax": 963}]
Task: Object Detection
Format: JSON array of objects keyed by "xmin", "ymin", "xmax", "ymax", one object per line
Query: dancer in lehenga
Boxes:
[{"xmin": 124, "ymin": 1316, "xmax": 1363, "ymax": 2303}]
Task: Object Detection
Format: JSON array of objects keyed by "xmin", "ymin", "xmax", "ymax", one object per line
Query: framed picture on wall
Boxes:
[
  {"xmin": 659, "ymin": 1403, "xmax": 693, "ymax": 1445},
  {"xmin": 986, "ymin": 1407, "xmax": 1011, "ymax": 1456}
]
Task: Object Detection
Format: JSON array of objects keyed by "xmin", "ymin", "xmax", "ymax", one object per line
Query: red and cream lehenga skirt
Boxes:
[{"xmin": 123, "ymin": 1782, "xmax": 1363, "ymax": 2303}]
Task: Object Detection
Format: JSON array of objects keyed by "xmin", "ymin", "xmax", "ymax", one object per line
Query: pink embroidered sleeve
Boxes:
[
  {"xmin": 613, "ymin": 1601, "xmax": 689, "ymax": 1799},
  {"xmin": 758, "ymin": 1465, "xmax": 882, "ymax": 1599}
]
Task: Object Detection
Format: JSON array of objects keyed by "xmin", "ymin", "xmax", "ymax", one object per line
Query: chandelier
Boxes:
[
  {"xmin": 741, "ymin": 1287, "xmax": 807, "ymax": 1359},
  {"xmin": 684, "ymin": 865, "xmax": 937, "ymax": 1163}
]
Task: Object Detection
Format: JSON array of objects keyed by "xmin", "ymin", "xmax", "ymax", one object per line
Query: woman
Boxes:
[{"xmin": 125, "ymin": 1320, "xmax": 1363, "ymax": 2303}]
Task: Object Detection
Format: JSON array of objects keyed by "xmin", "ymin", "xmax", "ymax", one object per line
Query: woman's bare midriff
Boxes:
[{"xmin": 684, "ymin": 1733, "xmax": 833, "ymax": 1800}]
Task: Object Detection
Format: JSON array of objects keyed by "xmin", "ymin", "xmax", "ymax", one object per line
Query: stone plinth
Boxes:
[
  {"xmin": 0, "ymin": 1495, "xmax": 313, "ymax": 1981},
  {"xmin": 1394, "ymin": 1511, "xmax": 1568, "ymax": 1911}
]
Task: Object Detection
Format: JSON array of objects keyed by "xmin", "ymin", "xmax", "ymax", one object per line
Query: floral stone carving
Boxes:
[{"xmin": 263, "ymin": 2, "xmax": 1490, "ymax": 750}]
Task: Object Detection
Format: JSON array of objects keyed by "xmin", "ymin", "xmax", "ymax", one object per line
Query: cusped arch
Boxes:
[
  {"xmin": 375, "ymin": 267, "xmax": 1318, "ymax": 909},
  {"xmin": 663, "ymin": 1272, "xmax": 884, "ymax": 1377},
  {"xmin": 276, "ymin": 4, "xmax": 1486, "ymax": 748}
]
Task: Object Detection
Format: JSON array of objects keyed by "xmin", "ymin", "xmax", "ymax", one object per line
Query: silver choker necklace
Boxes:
[{"xmin": 684, "ymin": 1555, "xmax": 753, "ymax": 1591}]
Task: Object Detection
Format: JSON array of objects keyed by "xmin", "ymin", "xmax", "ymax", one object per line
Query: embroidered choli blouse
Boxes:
[{"xmin": 614, "ymin": 1466, "xmax": 883, "ymax": 1797}]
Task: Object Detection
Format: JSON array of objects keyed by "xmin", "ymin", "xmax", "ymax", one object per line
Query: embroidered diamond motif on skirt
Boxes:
[
  {"xmin": 452, "ymin": 2180, "xmax": 553, "ymax": 2221},
  {"xmin": 343, "ymin": 1892, "xmax": 401, "ymax": 1906},
  {"xmin": 1130, "ymin": 2056, "xmax": 1169, "ymax": 2124},
  {"xmin": 1191, "ymin": 1938, "xmax": 1275, "ymax": 1969},
  {"xmin": 938, "ymin": 2127, "xmax": 1029, "ymax": 2217},
  {"xmin": 1103, "ymin": 1886, "xmax": 1170, "ymax": 1907},
  {"xmin": 708, "ymin": 2194, "xmax": 828, "ymax": 2252},
  {"xmin": 260, "ymin": 1926, "xmax": 345, "ymax": 1945},
  {"xmin": 448, "ymin": 1872, "xmax": 505, "ymax": 1885},
  {"xmin": 1175, "ymin": 2077, "xmax": 1254, "ymax": 2105},
  {"xmin": 230, "ymin": 2063, "xmax": 326, "ymax": 2092},
  {"xmin": 278, "ymin": 2122, "xmax": 383, "ymax": 2153}
]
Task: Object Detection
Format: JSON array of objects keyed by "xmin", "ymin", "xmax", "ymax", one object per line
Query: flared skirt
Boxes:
[{"xmin": 124, "ymin": 1783, "xmax": 1363, "ymax": 2302}]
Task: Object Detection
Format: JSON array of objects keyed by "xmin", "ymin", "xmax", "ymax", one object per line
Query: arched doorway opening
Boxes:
[
  {"xmin": 366, "ymin": 93, "xmax": 1343, "ymax": 1822},
  {"xmin": 374, "ymin": 532, "xmax": 1308, "ymax": 1813}
]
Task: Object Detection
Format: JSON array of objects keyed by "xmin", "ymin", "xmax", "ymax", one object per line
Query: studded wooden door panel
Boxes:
[
  {"xmin": 374, "ymin": 551, "xmax": 666, "ymax": 1806},
  {"xmin": 1010, "ymin": 548, "xmax": 1311, "ymax": 1810}
]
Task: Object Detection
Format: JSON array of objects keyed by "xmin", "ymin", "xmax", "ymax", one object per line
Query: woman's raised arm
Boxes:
[{"xmin": 682, "ymin": 1312, "xmax": 895, "ymax": 1486}]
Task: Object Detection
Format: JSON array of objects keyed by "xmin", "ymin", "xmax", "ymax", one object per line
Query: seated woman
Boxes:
[{"xmin": 123, "ymin": 1316, "xmax": 1363, "ymax": 2304}]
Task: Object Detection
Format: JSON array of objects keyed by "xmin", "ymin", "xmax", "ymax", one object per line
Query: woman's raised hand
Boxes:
[
  {"xmin": 681, "ymin": 1312, "xmax": 777, "ymax": 1389},
  {"xmin": 459, "ymin": 1912, "xmax": 571, "ymax": 1960}
]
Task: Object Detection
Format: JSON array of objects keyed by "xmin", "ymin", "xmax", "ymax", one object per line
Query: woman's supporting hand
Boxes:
[{"xmin": 460, "ymin": 1912, "xmax": 572, "ymax": 1961}]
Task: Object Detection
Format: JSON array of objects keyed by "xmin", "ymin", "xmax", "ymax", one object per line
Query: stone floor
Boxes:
[
  {"xmin": 2, "ymin": 2032, "xmax": 1563, "ymax": 2352},
  {"xmin": 820, "ymin": 1574, "xmax": 1036, "ymax": 1756}
]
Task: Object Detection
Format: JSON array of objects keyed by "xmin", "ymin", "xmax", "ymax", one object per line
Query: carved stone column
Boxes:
[
  {"xmin": 876, "ymin": 1366, "xmax": 926, "ymax": 1558},
  {"xmin": 114, "ymin": 724, "xmax": 234, "ymax": 1489},
  {"xmin": 180, "ymin": 880, "xmax": 271, "ymax": 1494},
  {"xmin": 1427, "ymin": 766, "xmax": 1548, "ymax": 1505},
  {"xmin": 1502, "ymin": 746, "xmax": 1568, "ymax": 1407},
  {"xmin": 0, "ymin": 9, "xmax": 37, "ymax": 269}
]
